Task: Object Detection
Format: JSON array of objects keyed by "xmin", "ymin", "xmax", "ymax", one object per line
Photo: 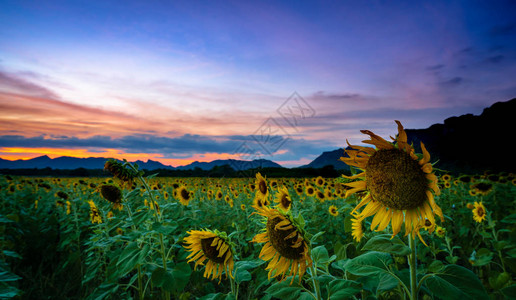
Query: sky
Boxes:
[{"xmin": 1, "ymin": 0, "xmax": 515, "ymax": 168}]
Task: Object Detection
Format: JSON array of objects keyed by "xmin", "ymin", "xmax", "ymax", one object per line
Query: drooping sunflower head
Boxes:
[
  {"xmin": 103, "ymin": 159, "xmax": 138, "ymax": 185},
  {"xmin": 471, "ymin": 182, "xmax": 493, "ymax": 196},
  {"xmin": 100, "ymin": 184, "xmax": 123, "ymax": 210},
  {"xmin": 252, "ymin": 206, "xmax": 312, "ymax": 283},
  {"xmin": 340, "ymin": 120, "xmax": 443, "ymax": 244},
  {"xmin": 183, "ymin": 229, "xmax": 235, "ymax": 282},
  {"xmin": 472, "ymin": 201, "xmax": 487, "ymax": 223},
  {"xmin": 274, "ymin": 186, "xmax": 292, "ymax": 212},
  {"xmin": 55, "ymin": 191, "xmax": 69, "ymax": 200}
]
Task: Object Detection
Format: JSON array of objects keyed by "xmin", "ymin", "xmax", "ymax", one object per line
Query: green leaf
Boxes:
[
  {"xmin": 151, "ymin": 267, "xmax": 174, "ymax": 291},
  {"xmin": 424, "ymin": 264, "xmax": 489, "ymax": 300},
  {"xmin": 198, "ymin": 293, "xmax": 231, "ymax": 300},
  {"xmin": 310, "ymin": 231, "xmax": 325, "ymax": 244},
  {"xmin": 427, "ymin": 260, "xmax": 444, "ymax": 273},
  {"xmin": 0, "ymin": 271, "xmax": 21, "ymax": 282},
  {"xmin": 115, "ymin": 242, "xmax": 149, "ymax": 276},
  {"xmin": 2, "ymin": 250, "xmax": 21, "ymax": 259},
  {"xmin": 328, "ymin": 279, "xmax": 362, "ymax": 299},
  {"xmin": 344, "ymin": 251, "xmax": 393, "ymax": 276},
  {"xmin": 500, "ymin": 284, "xmax": 516, "ymax": 298},
  {"xmin": 501, "ymin": 214, "xmax": 516, "ymax": 223},
  {"xmin": 362, "ymin": 234, "xmax": 411, "ymax": 256},
  {"xmin": 130, "ymin": 209, "xmax": 149, "ymax": 227},
  {"xmin": 151, "ymin": 262, "xmax": 191, "ymax": 293},
  {"xmin": 312, "ymin": 245, "xmax": 329, "ymax": 264},
  {"xmin": 265, "ymin": 279, "xmax": 304, "ymax": 300},
  {"xmin": 234, "ymin": 268, "xmax": 252, "ymax": 283},
  {"xmin": 0, "ymin": 285, "xmax": 21, "ymax": 298},
  {"xmin": 471, "ymin": 248, "xmax": 493, "ymax": 267},
  {"xmin": 488, "ymin": 272, "xmax": 510, "ymax": 290}
]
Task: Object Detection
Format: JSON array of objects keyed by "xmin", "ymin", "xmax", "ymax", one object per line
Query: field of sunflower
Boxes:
[{"xmin": 1, "ymin": 124, "xmax": 515, "ymax": 299}]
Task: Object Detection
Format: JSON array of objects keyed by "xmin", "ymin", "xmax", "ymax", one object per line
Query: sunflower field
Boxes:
[{"xmin": 1, "ymin": 126, "xmax": 515, "ymax": 300}]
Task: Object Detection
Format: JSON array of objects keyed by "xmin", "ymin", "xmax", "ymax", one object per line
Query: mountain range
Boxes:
[
  {"xmin": 0, "ymin": 155, "xmax": 282, "ymax": 171},
  {"xmin": 1, "ymin": 98, "xmax": 515, "ymax": 173}
]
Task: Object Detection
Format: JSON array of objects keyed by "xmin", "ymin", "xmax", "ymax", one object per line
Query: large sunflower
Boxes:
[
  {"xmin": 252, "ymin": 206, "xmax": 312, "ymax": 283},
  {"xmin": 183, "ymin": 229, "xmax": 235, "ymax": 282},
  {"xmin": 340, "ymin": 120, "xmax": 443, "ymax": 244}
]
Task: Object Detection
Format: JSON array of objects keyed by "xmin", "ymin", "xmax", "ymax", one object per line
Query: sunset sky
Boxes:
[{"xmin": 1, "ymin": 1, "xmax": 515, "ymax": 167}]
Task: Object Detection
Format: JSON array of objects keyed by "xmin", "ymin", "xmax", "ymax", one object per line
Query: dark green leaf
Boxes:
[
  {"xmin": 265, "ymin": 279, "xmax": 304, "ymax": 300},
  {"xmin": 500, "ymin": 284, "xmax": 516, "ymax": 298},
  {"xmin": 424, "ymin": 264, "xmax": 489, "ymax": 300},
  {"xmin": 362, "ymin": 234, "xmax": 411, "ymax": 256},
  {"xmin": 344, "ymin": 251, "xmax": 392, "ymax": 276},
  {"xmin": 328, "ymin": 279, "xmax": 361, "ymax": 299}
]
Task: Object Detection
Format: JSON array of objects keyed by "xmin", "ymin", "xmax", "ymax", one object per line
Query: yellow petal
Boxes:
[{"xmin": 390, "ymin": 210, "xmax": 404, "ymax": 237}]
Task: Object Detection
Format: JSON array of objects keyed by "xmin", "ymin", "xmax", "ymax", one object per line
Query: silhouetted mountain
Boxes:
[
  {"xmin": 298, "ymin": 149, "xmax": 350, "ymax": 170},
  {"xmin": 0, "ymin": 156, "xmax": 282, "ymax": 171},
  {"xmin": 0, "ymin": 156, "xmax": 174, "ymax": 170},
  {"xmin": 405, "ymin": 98, "xmax": 516, "ymax": 174},
  {"xmin": 175, "ymin": 159, "xmax": 283, "ymax": 170}
]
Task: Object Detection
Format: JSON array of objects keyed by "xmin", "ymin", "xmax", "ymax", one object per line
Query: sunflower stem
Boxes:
[
  {"xmin": 309, "ymin": 263, "xmax": 322, "ymax": 300},
  {"xmin": 408, "ymin": 233, "xmax": 417, "ymax": 300}
]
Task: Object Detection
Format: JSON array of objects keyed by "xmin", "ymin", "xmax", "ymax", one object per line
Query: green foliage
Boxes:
[{"xmin": 0, "ymin": 170, "xmax": 514, "ymax": 299}]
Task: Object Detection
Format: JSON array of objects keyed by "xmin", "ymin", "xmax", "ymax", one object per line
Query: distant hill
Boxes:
[
  {"xmin": 175, "ymin": 159, "xmax": 283, "ymax": 170},
  {"xmin": 298, "ymin": 149, "xmax": 350, "ymax": 170},
  {"xmin": 405, "ymin": 98, "xmax": 516, "ymax": 174},
  {"xmin": 0, "ymin": 156, "xmax": 282, "ymax": 171},
  {"xmin": 0, "ymin": 156, "xmax": 175, "ymax": 170}
]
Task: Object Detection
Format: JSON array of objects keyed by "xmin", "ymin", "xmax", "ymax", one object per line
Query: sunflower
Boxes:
[
  {"xmin": 472, "ymin": 201, "xmax": 487, "ymax": 223},
  {"xmin": 305, "ymin": 185, "xmax": 316, "ymax": 197},
  {"xmin": 340, "ymin": 120, "xmax": 442, "ymax": 244},
  {"xmin": 252, "ymin": 206, "xmax": 312, "ymax": 283},
  {"xmin": 254, "ymin": 173, "xmax": 269, "ymax": 207},
  {"xmin": 422, "ymin": 218, "xmax": 435, "ymax": 232},
  {"xmin": 177, "ymin": 185, "xmax": 192, "ymax": 206},
  {"xmin": 471, "ymin": 182, "xmax": 493, "ymax": 196},
  {"xmin": 183, "ymin": 229, "xmax": 235, "ymax": 282},
  {"xmin": 442, "ymin": 174, "xmax": 452, "ymax": 182},
  {"xmin": 274, "ymin": 186, "xmax": 292, "ymax": 212},
  {"xmin": 328, "ymin": 205, "xmax": 339, "ymax": 217},
  {"xmin": 435, "ymin": 226, "xmax": 446, "ymax": 238},
  {"xmin": 88, "ymin": 200, "xmax": 102, "ymax": 224},
  {"xmin": 314, "ymin": 176, "xmax": 325, "ymax": 187}
]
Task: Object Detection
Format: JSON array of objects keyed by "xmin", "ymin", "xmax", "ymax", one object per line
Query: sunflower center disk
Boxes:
[
  {"xmin": 259, "ymin": 181, "xmax": 267, "ymax": 194},
  {"xmin": 266, "ymin": 217, "xmax": 304, "ymax": 260},
  {"xmin": 181, "ymin": 189, "xmax": 190, "ymax": 200},
  {"xmin": 366, "ymin": 149, "xmax": 428, "ymax": 210},
  {"xmin": 201, "ymin": 237, "xmax": 226, "ymax": 264}
]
